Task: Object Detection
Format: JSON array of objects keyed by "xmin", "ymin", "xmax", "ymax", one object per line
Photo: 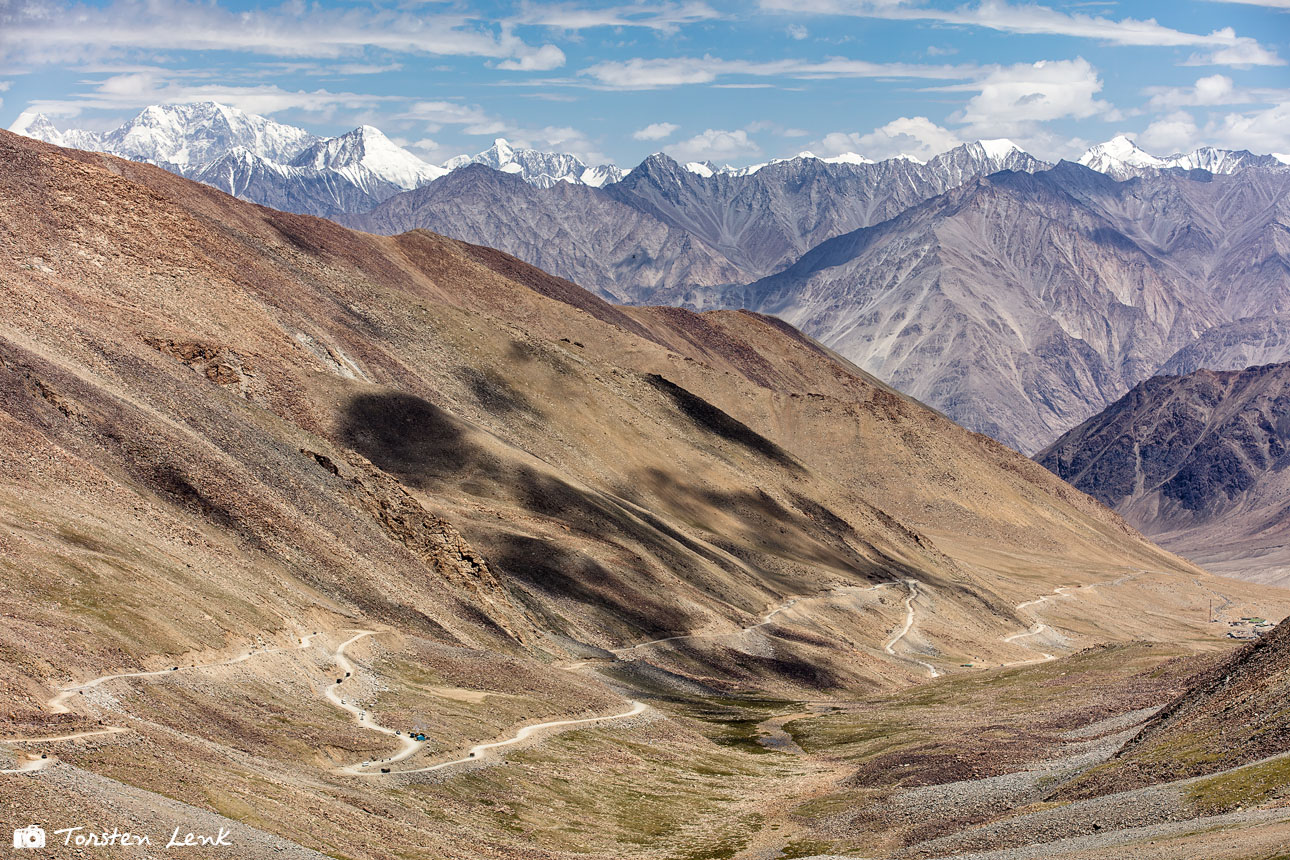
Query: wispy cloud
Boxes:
[
  {"xmin": 512, "ymin": 1, "xmax": 722, "ymax": 33},
  {"xmin": 0, "ymin": 0, "xmax": 567, "ymax": 69},
  {"xmin": 395, "ymin": 100, "xmax": 507, "ymax": 135},
  {"xmin": 757, "ymin": 0, "xmax": 1283, "ymax": 65},
  {"xmin": 1145, "ymin": 75, "xmax": 1290, "ymax": 109},
  {"xmin": 1202, "ymin": 0, "xmax": 1290, "ymax": 8},
  {"xmin": 18, "ymin": 72, "xmax": 400, "ymax": 120},
  {"xmin": 579, "ymin": 55, "xmax": 975, "ymax": 89},
  {"xmin": 632, "ymin": 121, "xmax": 679, "ymax": 140}
]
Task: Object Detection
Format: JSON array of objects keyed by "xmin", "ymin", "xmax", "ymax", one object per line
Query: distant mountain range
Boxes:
[
  {"xmin": 14, "ymin": 102, "xmax": 1290, "ymax": 453},
  {"xmin": 346, "ymin": 154, "xmax": 1290, "ymax": 453},
  {"xmin": 341, "ymin": 141, "xmax": 1050, "ymax": 304},
  {"xmin": 11, "ymin": 102, "xmax": 624, "ymax": 216},
  {"xmin": 20, "ymin": 101, "xmax": 1286, "ymax": 217},
  {"xmin": 701, "ymin": 163, "xmax": 1290, "ymax": 452},
  {"xmin": 1038, "ymin": 361, "xmax": 1290, "ymax": 587}
]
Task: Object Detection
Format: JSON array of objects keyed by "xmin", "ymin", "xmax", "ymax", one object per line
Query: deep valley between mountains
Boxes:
[{"xmin": 4, "ymin": 129, "xmax": 1290, "ymax": 860}]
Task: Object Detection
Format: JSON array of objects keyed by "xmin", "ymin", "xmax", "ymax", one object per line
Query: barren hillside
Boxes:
[{"xmin": 3, "ymin": 130, "xmax": 1287, "ymax": 860}]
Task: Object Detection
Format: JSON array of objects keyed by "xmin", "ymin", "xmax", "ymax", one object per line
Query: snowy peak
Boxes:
[
  {"xmin": 580, "ymin": 163, "xmax": 629, "ymax": 187},
  {"xmin": 98, "ymin": 101, "xmax": 320, "ymax": 169},
  {"xmin": 820, "ymin": 152, "xmax": 874, "ymax": 166},
  {"xmin": 1079, "ymin": 136, "xmax": 1165, "ymax": 177},
  {"xmin": 291, "ymin": 125, "xmax": 446, "ymax": 190},
  {"xmin": 464, "ymin": 137, "xmax": 623, "ymax": 188},
  {"xmin": 1077, "ymin": 136, "xmax": 1288, "ymax": 180},
  {"xmin": 976, "ymin": 139, "xmax": 1022, "ymax": 161},
  {"xmin": 11, "ymin": 112, "xmax": 104, "ymax": 152}
]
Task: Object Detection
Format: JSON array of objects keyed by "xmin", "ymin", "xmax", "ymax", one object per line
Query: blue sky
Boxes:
[{"xmin": 1, "ymin": 0, "xmax": 1287, "ymax": 167}]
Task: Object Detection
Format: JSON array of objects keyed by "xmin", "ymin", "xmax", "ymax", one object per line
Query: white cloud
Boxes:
[
  {"xmin": 633, "ymin": 121, "xmax": 679, "ymax": 140},
  {"xmin": 1206, "ymin": 101, "xmax": 1290, "ymax": 153},
  {"xmin": 495, "ymin": 45, "xmax": 568, "ymax": 72},
  {"xmin": 579, "ymin": 55, "xmax": 972, "ymax": 89},
  {"xmin": 787, "ymin": 23, "xmax": 808, "ymax": 39},
  {"xmin": 1204, "ymin": 0, "xmax": 1290, "ymax": 7},
  {"xmin": 757, "ymin": 0, "xmax": 1283, "ymax": 65},
  {"xmin": 1185, "ymin": 33, "xmax": 1286, "ymax": 66},
  {"xmin": 394, "ymin": 136, "xmax": 460, "ymax": 163},
  {"xmin": 0, "ymin": 0, "xmax": 567, "ymax": 70},
  {"xmin": 665, "ymin": 128, "xmax": 762, "ymax": 163},
  {"xmin": 1113, "ymin": 101, "xmax": 1290, "ymax": 157},
  {"xmin": 1137, "ymin": 111, "xmax": 1202, "ymax": 153},
  {"xmin": 819, "ymin": 116, "xmax": 963, "ymax": 161},
  {"xmin": 20, "ymin": 73, "xmax": 401, "ymax": 120},
  {"xmin": 949, "ymin": 58, "xmax": 1115, "ymax": 137},
  {"xmin": 513, "ymin": 1, "xmax": 722, "ymax": 33},
  {"xmin": 396, "ymin": 101, "xmax": 506, "ymax": 135},
  {"xmin": 1147, "ymin": 74, "xmax": 1237, "ymax": 108},
  {"xmin": 328, "ymin": 63, "xmax": 404, "ymax": 76}
]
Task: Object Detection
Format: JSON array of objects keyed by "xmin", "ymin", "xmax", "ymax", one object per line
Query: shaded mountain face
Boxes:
[
  {"xmin": 345, "ymin": 142, "xmax": 1050, "ymax": 301},
  {"xmin": 1037, "ymin": 362, "xmax": 1290, "ymax": 585},
  {"xmin": 337, "ymin": 164, "xmax": 748, "ymax": 303},
  {"xmin": 689, "ymin": 163, "xmax": 1290, "ymax": 453}
]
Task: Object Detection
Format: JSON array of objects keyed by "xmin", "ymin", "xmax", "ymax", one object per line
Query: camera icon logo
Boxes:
[{"xmin": 13, "ymin": 825, "xmax": 46, "ymax": 849}]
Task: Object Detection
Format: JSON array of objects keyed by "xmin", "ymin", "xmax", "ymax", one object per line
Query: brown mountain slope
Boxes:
[
  {"xmin": 1059, "ymin": 617, "xmax": 1290, "ymax": 803},
  {"xmin": 3, "ymin": 130, "xmax": 1287, "ymax": 860},
  {"xmin": 1038, "ymin": 361, "xmax": 1290, "ymax": 585}
]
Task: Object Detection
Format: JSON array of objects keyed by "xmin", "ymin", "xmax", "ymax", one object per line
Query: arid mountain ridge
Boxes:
[
  {"xmin": 18, "ymin": 104, "xmax": 1290, "ymax": 454},
  {"xmin": 5, "ymin": 128, "xmax": 1288, "ymax": 858},
  {"xmin": 1039, "ymin": 360, "xmax": 1290, "ymax": 587},
  {"xmin": 343, "ymin": 148, "xmax": 1290, "ymax": 454}
]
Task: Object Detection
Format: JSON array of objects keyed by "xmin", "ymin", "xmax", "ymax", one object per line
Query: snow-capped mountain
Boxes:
[
  {"xmin": 290, "ymin": 125, "xmax": 447, "ymax": 191},
  {"xmin": 462, "ymin": 138, "xmax": 626, "ymax": 188},
  {"xmin": 10, "ymin": 112, "xmax": 104, "ymax": 152},
  {"xmin": 11, "ymin": 103, "xmax": 448, "ymax": 216},
  {"xmin": 1079, "ymin": 135, "xmax": 1288, "ymax": 180},
  {"xmin": 682, "ymin": 151, "xmax": 878, "ymax": 178},
  {"xmin": 72, "ymin": 102, "xmax": 319, "ymax": 169}
]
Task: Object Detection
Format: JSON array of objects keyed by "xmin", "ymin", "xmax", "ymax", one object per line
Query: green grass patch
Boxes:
[{"xmin": 1186, "ymin": 755, "xmax": 1290, "ymax": 815}]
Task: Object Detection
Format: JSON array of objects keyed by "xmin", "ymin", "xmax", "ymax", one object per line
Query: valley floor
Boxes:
[{"xmin": 5, "ymin": 567, "xmax": 1290, "ymax": 860}]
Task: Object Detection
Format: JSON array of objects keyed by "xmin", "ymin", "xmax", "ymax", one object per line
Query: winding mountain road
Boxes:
[
  {"xmin": 615, "ymin": 581, "xmax": 902, "ymax": 658},
  {"xmin": 884, "ymin": 579, "xmax": 941, "ymax": 678},
  {"xmin": 371, "ymin": 701, "xmax": 649, "ymax": 776},
  {"xmin": 323, "ymin": 632, "xmax": 646, "ymax": 777},
  {"xmin": 1000, "ymin": 574, "xmax": 1141, "ymax": 667},
  {"xmin": 3, "ymin": 626, "xmax": 647, "ymax": 782},
  {"xmin": 1, "ymin": 632, "xmax": 320, "ymax": 777}
]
